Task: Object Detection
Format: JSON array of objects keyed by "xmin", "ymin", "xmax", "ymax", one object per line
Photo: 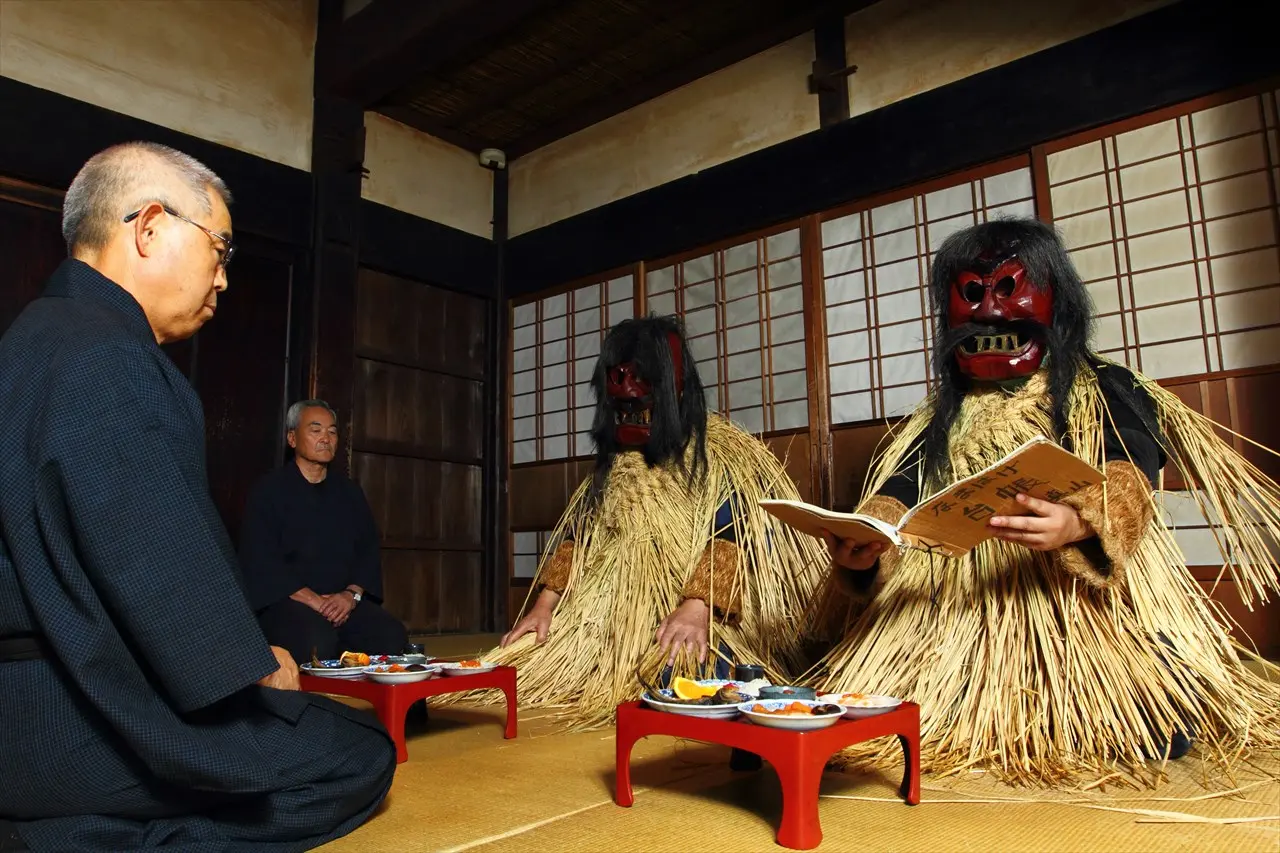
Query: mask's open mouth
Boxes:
[
  {"xmin": 958, "ymin": 331, "xmax": 1033, "ymax": 357},
  {"xmin": 614, "ymin": 409, "xmax": 652, "ymax": 425},
  {"xmin": 611, "ymin": 397, "xmax": 653, "ymax": 426}
]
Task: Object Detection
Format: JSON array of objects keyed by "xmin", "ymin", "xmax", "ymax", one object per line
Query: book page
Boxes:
[
  {"xmin": 895, "ymin": 438, "xmax": 1105, "ymax": 558},
  {"xmin": 757, "ymin": 500, "xmax": 901, "ymax": 548}
]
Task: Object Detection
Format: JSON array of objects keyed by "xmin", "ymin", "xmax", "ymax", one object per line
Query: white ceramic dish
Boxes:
[
  {"xmin": 738, "ymin": 699, "xmax": 844, "ymax": 731},
  {"xmin": 438, "ymin": 661, "xmax": 498, "ymax": 676},
  {"xmin": 362, "ymin": 664, "xmax": 439, "ymax": 684},
  {"xmin": 640, "ymin": 691, "xmax": 743, "ymax": 718},
  {"xmin": 817, "ymin": 692, "xmax": 902, "ymax": 719}
]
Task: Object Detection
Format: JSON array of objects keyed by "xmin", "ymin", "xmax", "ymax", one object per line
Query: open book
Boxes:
[{"xmin": 760, "ymin": 436, "xmax": 1105, "ymax": 558}]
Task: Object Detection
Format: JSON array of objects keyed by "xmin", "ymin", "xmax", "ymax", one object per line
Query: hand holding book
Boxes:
[
  {"xmin": 760, "ymin": 436, "xmax": 1106, "ymax": 559},
  {"xmin": 987, "ymin": 492, "xmax": 1095, "ymax": 550}
]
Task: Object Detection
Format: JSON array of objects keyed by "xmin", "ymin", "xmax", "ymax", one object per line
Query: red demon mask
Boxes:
[
  {"xmin": 946, "ymin": 256, "xmax": 1054, "ymax": 381},
  {"xmin": 606, "ymin": 331, "xmax": 683, "ymax": 446}
]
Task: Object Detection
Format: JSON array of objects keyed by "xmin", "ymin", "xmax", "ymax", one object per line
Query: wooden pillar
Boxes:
[
  {"xmin": 483, "ymin": 166, "xmax": 510, "ymax": 630},
  {"xmin": 800, "ymin": 214, "xmax": 834, "ymax": 508},
  {"xmin": 302, "ymin": 0, "xmax": 366, "ymax": 477},
  {"xmin": 811, "ymin": 14, "xmax": 852, "ymax": 128}
]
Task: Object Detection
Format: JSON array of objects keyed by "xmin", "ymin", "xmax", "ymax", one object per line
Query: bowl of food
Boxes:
[
  {"xmin": 363, "ymin": 662, "xmax": 439, "ymax": 684},
  {"xmin": 438, "ymin": 659, "xmax": 498, "ymax": 676},
  {"xmin": 817, "ymin": 691, "xmax": 902, "ymax": 719},
  {"xmin": 738, "ymin": 699, "xmax": 845, "ymax": 731}
]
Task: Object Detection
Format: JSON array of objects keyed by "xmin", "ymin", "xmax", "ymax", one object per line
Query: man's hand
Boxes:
[
  {"xmin": 257, "ymin": 645, "xmax": 300, "ymax": 691},
  {"xmin": 319, "ymin": 591, "xmax": 356, "ymax": 626},
  {"xmin": 989, "ymin": 493, "xmax": 1094, "ymax": 551},
  {"xmin": 656, "ymin": 598, "xmax": 711, "ymax": 665},
  {"xmin": 500, "ymin": 589, "xmax": 559, "ymax": 647},
  {"xmin": 291, "ymin": 586, "xmax": 327, "ymax": 614},
  {"xmin": 821, "ymin": 528, "xmax": 884, "ymax": 571}
]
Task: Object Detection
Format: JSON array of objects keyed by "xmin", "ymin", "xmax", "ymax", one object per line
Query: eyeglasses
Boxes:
[{"xmin": 123, "ymin": 204, "xmax": 236, "ymax": 268}]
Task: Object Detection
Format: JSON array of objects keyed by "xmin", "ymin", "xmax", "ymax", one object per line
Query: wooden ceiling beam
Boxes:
[
  {"xmin": 503, "ymin": 0, "xmax": 878, "ymax": 160},
  {"xmin": 440, "ymin": 5, "xmax": 691, "ymax": 132},
  {"xmin": 326, "ymin": 0, "xmax": 560, "ymax": 107}
]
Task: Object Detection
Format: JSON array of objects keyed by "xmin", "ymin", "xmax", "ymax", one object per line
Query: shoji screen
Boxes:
[
  {"xmin": 511, "ymin": 274, "xmax": 636, "ymax": 463},
  {"xmin": 1045, "ymin": 90, "xmax": 1280, "ymax": 380},
  {"xmin": 644, "ymin": 226, "xmax": 809, "ymax": 435},
  {"xmin": 821, "ymin": 160, "xmax": 1037, "ymax": 425}
]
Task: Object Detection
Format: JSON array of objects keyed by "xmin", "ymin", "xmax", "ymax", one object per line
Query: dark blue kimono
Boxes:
[{"xmin": 0, "ymin": 260, "xmax": 394, "ymax": 851}]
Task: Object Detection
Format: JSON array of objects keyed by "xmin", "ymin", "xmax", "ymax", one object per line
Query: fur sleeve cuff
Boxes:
[
  {"xmin": 681, "ymin": 539, "xmax": 742, "ymax": 624},
  {"xmin": 1054, "ymin": 460, "xmax": 1153, "ymax": 589},
  {"xmin": 831, "ymin": 494, "xmax": 908, "ymax": 603},
  {"xmin": 536, "ymin": 540, "xmax": 575, "ymax": 593}
]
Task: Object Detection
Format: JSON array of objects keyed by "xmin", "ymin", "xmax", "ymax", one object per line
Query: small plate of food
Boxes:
[
  {"xmin": 638, "ymin": 675, "xmax": 753, "ymax": 718},
  {"xmin": 438, "ymin": 659, "xmax": 498, "ymax": 676},
  {"xmin": 302, "ymin": 651, "xmax": 372, "ymax": 678},
  {"xmin": 362, "ymin": 662, "xmax": 440, "ymax": 684},
  {"xmin": 817, "ymin": 692, "xmax": 902, "ymax": 719},
  {"xmin": 738, "ymin": 699, "xmax": 846, "ymax": 731}
]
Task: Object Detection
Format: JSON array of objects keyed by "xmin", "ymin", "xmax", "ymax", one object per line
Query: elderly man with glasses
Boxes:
[{"xmin": 0, "ymin": 141, "xmax": 393, "ymax": 853}]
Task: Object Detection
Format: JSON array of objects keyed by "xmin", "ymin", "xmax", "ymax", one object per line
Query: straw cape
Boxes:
[
  {"xmin": 806, "ymin": 362, "xmax": 1280, "ymax": 788},
  {"xmin": 448, "ymin": 414, "xmax": 828, "ymax": 731}
]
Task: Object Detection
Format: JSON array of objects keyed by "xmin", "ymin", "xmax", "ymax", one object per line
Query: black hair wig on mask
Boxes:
[
  {"xmin": 588, "ymin": 314, "xmax": 708, "ymax": 499},
  {"xmin": 921, "ymin": 218, "xmax": 1097, "ymax": 484}
]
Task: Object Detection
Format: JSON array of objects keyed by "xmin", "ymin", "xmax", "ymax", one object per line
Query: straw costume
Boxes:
[
  {"xmin": 808, "ymin": 218, "xmax": 1280, "ymax": 787},
  {"xmin": 461, "ymin": 316, "xmax": 827, "ymax": 730}
]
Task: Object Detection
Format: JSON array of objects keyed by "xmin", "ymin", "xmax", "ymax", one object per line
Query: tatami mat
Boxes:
[{"xmin": 317, "ymin": 698, "xmax": 1279, "ymax": 853}]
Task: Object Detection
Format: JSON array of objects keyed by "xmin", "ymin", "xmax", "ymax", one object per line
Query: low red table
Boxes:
[
  {"xmin": 615, "ymin": 700, "xmax": 920, "ymax": 850},
  {"xmin": 299, "ymin": 666, "xmax": 518, "ymax": 763}
]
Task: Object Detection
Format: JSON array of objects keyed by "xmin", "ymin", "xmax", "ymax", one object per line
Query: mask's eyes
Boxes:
[
  {"xmin": 961, "ymin": 279, "xmax": 985, "ymax": 303},
  {"xmin": 993, "ymin": 275, "xmax": 1016, "ymax": 298}
]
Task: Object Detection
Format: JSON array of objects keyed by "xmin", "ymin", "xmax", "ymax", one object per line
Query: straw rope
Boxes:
[
  {"xmin": 439, "ymin": 415, "xmax": 829, "ymax": 730},
  {"xmin": 807, "ymin": 366, "xmax": 1280, "ymax": 788}
]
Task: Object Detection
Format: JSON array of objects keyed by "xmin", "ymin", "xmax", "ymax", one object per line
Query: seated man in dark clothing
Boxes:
[{"xmin": 240, "ymin": 399, "xmax": 409, "ymax": 663}]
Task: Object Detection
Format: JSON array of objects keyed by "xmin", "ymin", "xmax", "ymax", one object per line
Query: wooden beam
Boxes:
[
  {"xmin": 483, "ymin": 165, "xmax": 509, "ymax": 631},
  {"xmin": 810, "ymin": 14, "xmax": 852, "ymax": 127},
  {"xmin": 799, "ymin": 215, "xmax": 834, "ymax": 508},
  {"xmin": 307, "ymin": 0, "xmax": 366, "ymax": 479},
  {"xmin": 327, "ymin": 0, "xmax": 556, "ymax": 107},
  {"xmin": 505, "ymin": 0, "xmax": 876, "ymax": 159}
]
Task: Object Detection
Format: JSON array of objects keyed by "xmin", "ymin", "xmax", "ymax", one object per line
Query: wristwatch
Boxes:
[{"xmin": 346, "ymin": 586, "xmax": 363, "ymax": 603}]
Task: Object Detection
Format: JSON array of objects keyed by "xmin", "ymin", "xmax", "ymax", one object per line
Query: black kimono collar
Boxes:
[{"xmin": 44, "ymin": 258, "xmax": 158, "ymax": 346}]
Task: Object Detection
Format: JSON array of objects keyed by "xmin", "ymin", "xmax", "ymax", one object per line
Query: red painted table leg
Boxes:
[
  {"xmin": 372, "ymin": 687, "xmax": 410, "ymax": 764},
  {"xmin": 765, "ymin": 744, "xmax": 827, "ymax": 850},
  {"xmin": 615, "ymin": 704, "xmax": 638, "ymax": 808},
  {"xmin": 898, "ymin": 704, "xmax": 921, "ymax": 805},
  {"xmin": 500, "ymin": 666, "xmax": 518, "ymax": 740}
]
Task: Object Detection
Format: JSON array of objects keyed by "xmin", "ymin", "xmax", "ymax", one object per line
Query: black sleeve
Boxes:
[
  {"xmin": 236, "ymin": 475, "xmax": 303, "ymax": 611},
  {"xmin": 1100, "ymin": 382, "xmax": 1167, "ymax": 488}
]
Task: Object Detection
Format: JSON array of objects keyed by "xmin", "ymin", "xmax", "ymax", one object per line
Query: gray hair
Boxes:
[
  {"xmin": 61, "ymin": 141, "xmax": 233, "ymax": 254},
  {"xmin": 286, "ymin": 399, "xmax": 338, "ymax": 431}
]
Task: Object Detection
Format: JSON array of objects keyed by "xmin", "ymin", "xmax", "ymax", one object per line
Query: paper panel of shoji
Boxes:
[
  {"xmin": 512, "ymin": 530, "xmax": 559, "ymax": 579},
  {"xmin": 512, "ymin": 274, "xmax": 636, "ymax": 463},
  {"xmin": 822, "ymin": 165, "xmax": 1037, "ymax": 424},
  {"xmin": 645, "ymin": 227, "xmax": 809, "ymax": 435},
  {"xmin": 1046, "ymin": 90, "xmax": 1280, "ymax": 381}
]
